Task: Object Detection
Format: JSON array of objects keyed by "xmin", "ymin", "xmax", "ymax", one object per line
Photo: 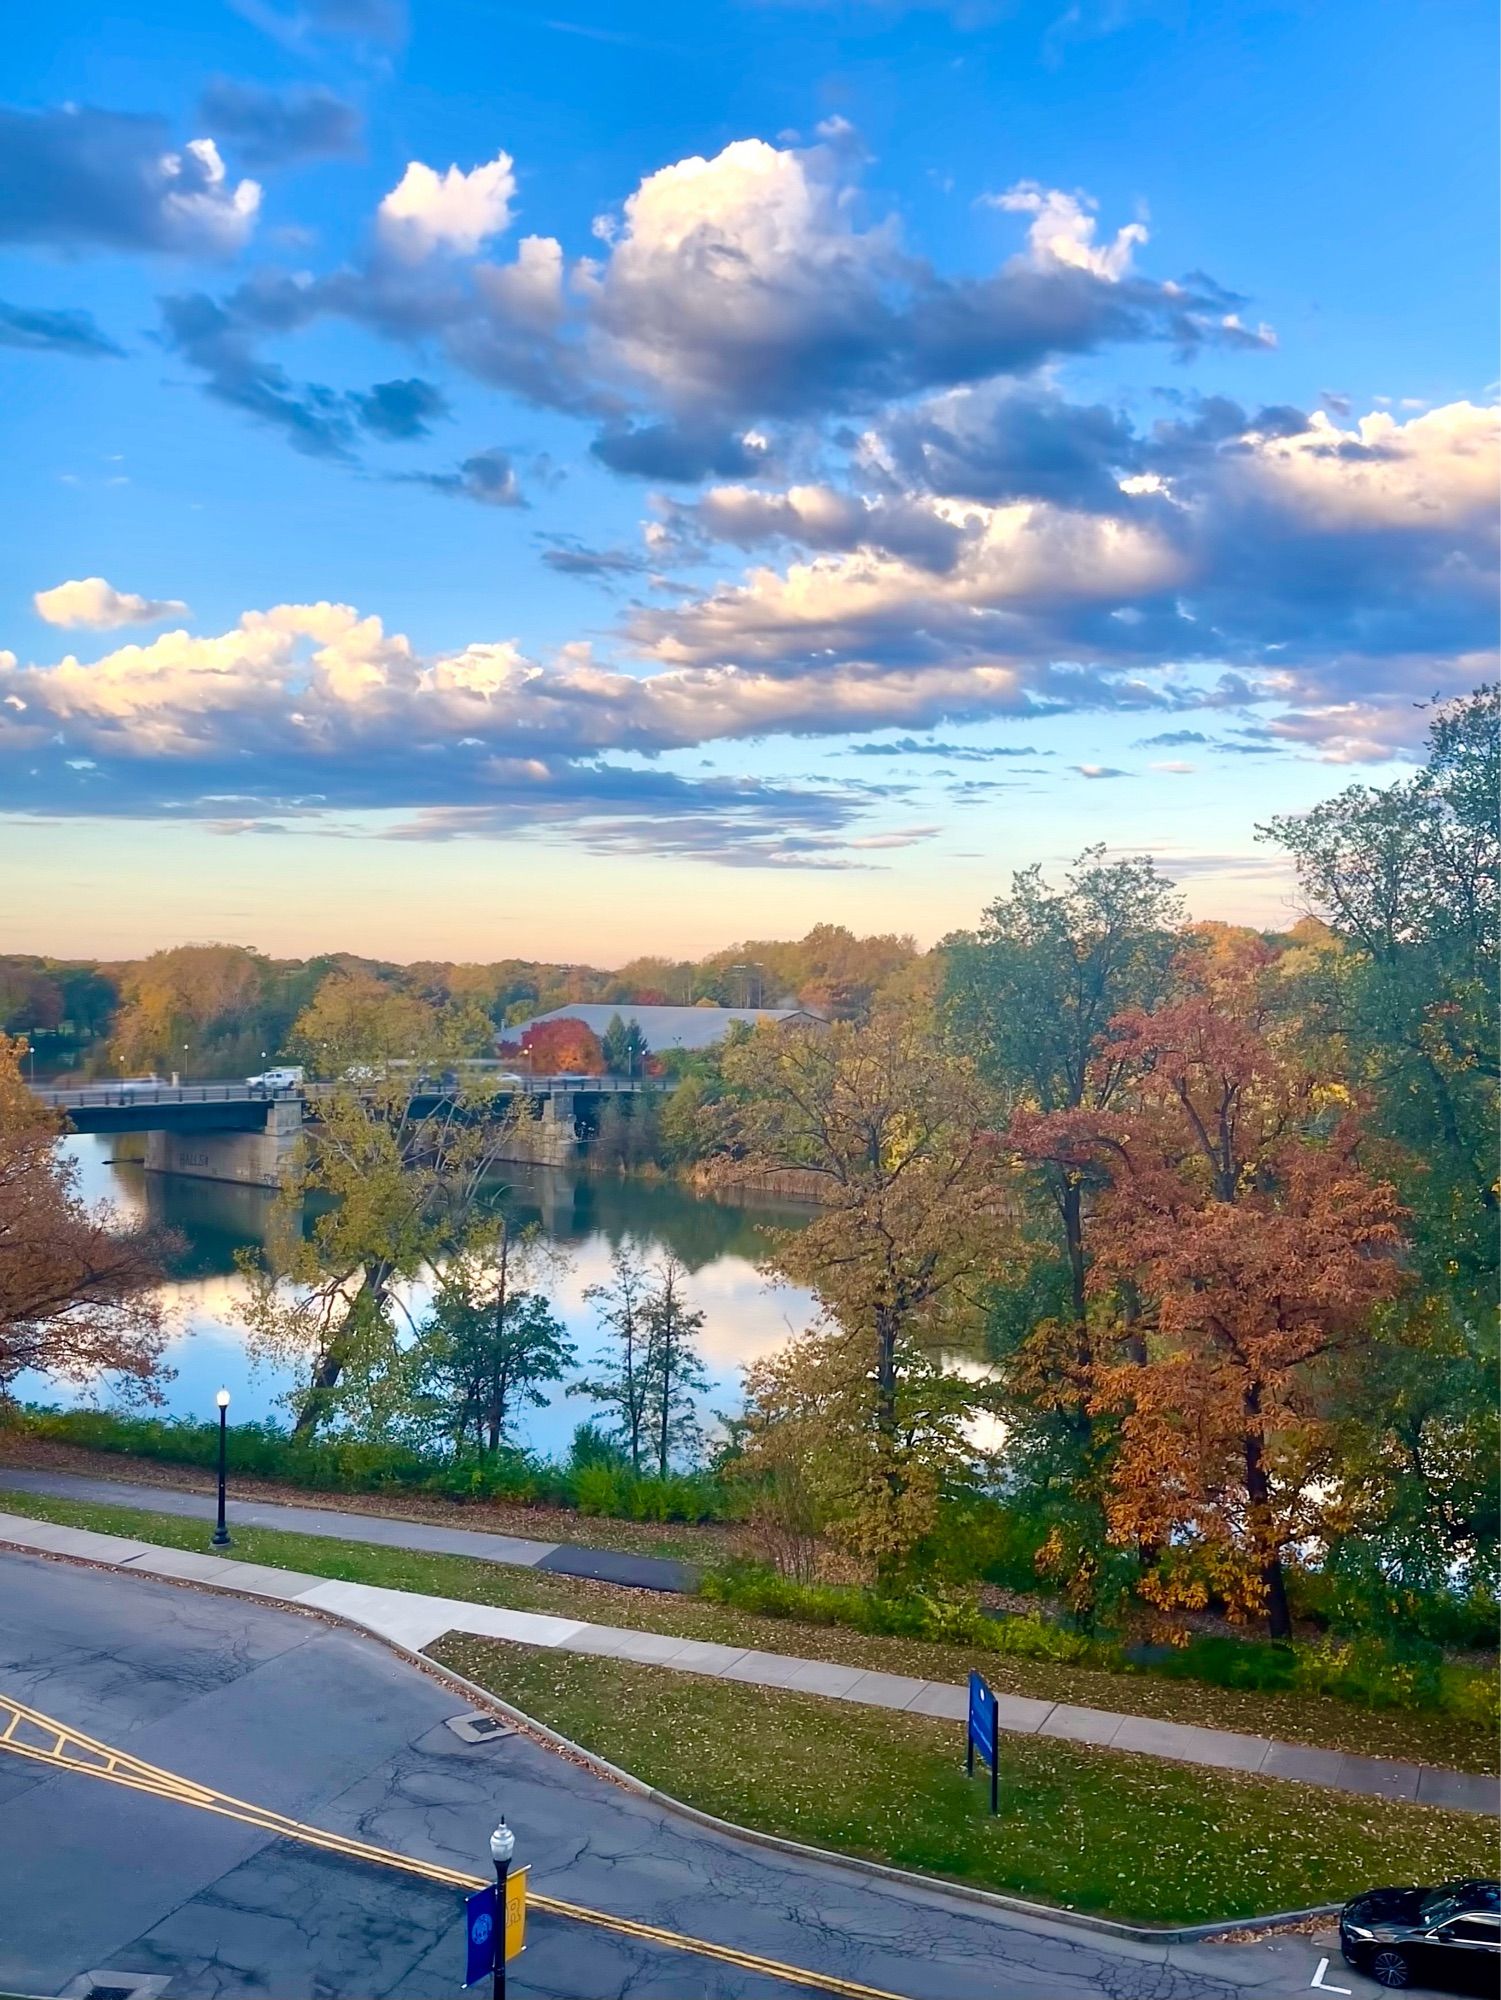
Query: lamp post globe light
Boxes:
[
  {"xmin": 488, "ymin": 1820, "xmax": 515, "ymax": 2000},
  {"xmin": 212, "ymin": 1389, "xmax": 232, "ymax": 1548}
]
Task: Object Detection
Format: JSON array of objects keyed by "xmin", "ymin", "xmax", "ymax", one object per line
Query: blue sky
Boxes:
[{"xmin": 2, "ymin": 0, "xmax": 1495, "ymax": 962}]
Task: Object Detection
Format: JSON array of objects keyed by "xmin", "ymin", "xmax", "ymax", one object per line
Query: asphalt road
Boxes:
[{"xmin": 0, "ymin": 1550, "xmax": 1397, "ymax": 2000}]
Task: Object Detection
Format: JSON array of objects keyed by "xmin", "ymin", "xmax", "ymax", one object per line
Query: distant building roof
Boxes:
[{"xmin": 502, "ymin": 1003, "xmax": 820, "ymax": 1053}]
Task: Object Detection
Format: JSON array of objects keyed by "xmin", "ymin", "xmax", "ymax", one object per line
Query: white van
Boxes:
[{"xmin": 248, "ymin": 1065, "xmax": 305, "ymax": 1090}]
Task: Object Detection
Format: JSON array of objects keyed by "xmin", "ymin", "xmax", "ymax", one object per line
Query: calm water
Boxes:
[{"xmin": 32, "ymin": 1137, "xmax": 821, "ymax": 1460}]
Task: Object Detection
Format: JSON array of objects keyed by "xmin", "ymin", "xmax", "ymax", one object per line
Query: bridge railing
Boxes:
[{"xmin": 34, "ymin": 1073, "xmax": 666, "ymax": 1111}]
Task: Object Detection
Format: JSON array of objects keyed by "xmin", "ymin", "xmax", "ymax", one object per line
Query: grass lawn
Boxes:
[
  {"xmin": 1, "ymin": 1481, "xmax": 1493, "ymax": 1777},
  {"xmin": 428, "ymin": 1634, "xmax": 1500, "ymax": 1929}
]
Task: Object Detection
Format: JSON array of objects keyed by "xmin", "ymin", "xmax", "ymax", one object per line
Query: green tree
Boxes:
[
  {"xmin": 414, "ymin": 1228, "xmax": 575, "ymax": 1454},
  {"xmin": 570, "ymin": 1246, "xmax": 653, "ymax": 1472},
  {"xmin": 720, "ymin": 1015, "xmax": 1011, "ymax": 1573},
  {"xmin": 1261, "ymin": 685, "xmax": 1500, "ymax": 1598},
  {"xmin": 601, "ymin": 1013, "xmax": 649, "ymax": 1077},
  {"xmin": 641, "ymin": 1255, "xmax": 708, "ymax": 1474}
]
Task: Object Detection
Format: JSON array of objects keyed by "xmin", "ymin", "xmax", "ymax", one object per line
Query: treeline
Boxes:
[
  {"xmin": 3, "ymin": 923, "xmax": 920, "ymax": 1080},
  {"xmin": 5, "ymin": 685, "xmax": 1494, "ymax": 1673},
  {"xmin": 707, "ymin": 687, "xmax": 1497, "ymax": 1650}
]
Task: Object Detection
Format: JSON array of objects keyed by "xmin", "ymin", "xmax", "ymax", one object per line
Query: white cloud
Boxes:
[
  {"xmin": 984, "ymin": 181, "xmax": 1147, "ymax": 281},
  {"xmin": 377, "ymin": 150, "xmax": 517, "ymax": 259},
  {"xmin": 33, "ymin": 577, "xmax": 189, "ymax": 631},
  {"xmin": 159, "ymin": 137, "xmax": 261, "ymax": 253},
  {"xmin": 1236, "ymin": 401, "xmax": 1499, "ymax": 532}
]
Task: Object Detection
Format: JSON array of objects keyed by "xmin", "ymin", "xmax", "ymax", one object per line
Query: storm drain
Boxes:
[
  {"xmin": 58, "ymin": 1973, "xmax": 171, "ymax": 2000},
  {"xmin": 444, "ymin": 1711, "xmax": 517, "ymax": 1745}
]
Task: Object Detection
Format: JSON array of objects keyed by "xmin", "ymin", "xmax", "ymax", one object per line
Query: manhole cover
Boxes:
[{"xmin": 444, "ymin": 1711, "xmax": 517, "ymax": 1745}]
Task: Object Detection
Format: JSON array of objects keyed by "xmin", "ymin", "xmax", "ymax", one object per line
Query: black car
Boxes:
[{"xmin": 1340, "ymin": 1878, "xmax": 1500, "ymax": 1990}]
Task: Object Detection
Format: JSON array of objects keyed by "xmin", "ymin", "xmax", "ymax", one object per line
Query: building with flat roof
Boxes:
[{"xmin": 500, "ymin": 1002, "xmax": 821, "ymax": 1055}]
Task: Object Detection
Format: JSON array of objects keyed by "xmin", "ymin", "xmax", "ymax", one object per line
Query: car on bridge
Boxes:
[
  {"xmin": 1340, "ymin": 1877, "xmax": 1500, "ymax": 1989},
  {"xmin": 247, "ymin": 1065, "xmax": 304, "ymax": 1090}
]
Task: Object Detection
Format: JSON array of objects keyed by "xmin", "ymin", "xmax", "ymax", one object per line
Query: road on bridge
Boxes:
[{"xmin": 0, "ymin": 1550, "xmax": 1384, "ymax": 2000}]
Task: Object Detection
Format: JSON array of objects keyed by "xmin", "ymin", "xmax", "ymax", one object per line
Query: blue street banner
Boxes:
[
  {"xmin": 967, "ymin": 1669, "xmax": 1000, "ymax": 1814},
  {"xmin": 464, "ymin": 1884, "xmax": 497, "ymax": 1987}
]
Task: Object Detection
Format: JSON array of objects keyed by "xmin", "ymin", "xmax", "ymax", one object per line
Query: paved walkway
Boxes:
[
  {"xmin": 0, "ymin": 1463, "xmax": 695, "ymax": 1591},
  {"xmin": 1, "ymin": 1507, "xmax": 1493, "ymax": 1819}
]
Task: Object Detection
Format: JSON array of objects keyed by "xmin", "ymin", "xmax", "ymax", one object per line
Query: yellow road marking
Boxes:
[{"xmin": 0, "ymin": 1692, "xmax": 908, "ymax": 2000}]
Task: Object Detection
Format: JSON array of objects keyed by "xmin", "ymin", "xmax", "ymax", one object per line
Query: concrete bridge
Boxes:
[{"xmin": 35, "ymin": 1075, "xmax": 665, "ymax": 1187}]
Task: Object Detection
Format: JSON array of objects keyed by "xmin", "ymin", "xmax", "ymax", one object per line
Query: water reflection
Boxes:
[{"xmin": 33, "ymin": 1138, "xmax": 819, "ymax": 1458}]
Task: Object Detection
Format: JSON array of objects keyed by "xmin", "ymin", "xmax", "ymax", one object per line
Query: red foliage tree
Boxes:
[
  {"xmin": 1022, "ymin": 930, "xmax": 1407, "ymax": 1637},
  {"xmin": 520, "ymin": 1018, "xmax": 606, "ymax": 1075}
]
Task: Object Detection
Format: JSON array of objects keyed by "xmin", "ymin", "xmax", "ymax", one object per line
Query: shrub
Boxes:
[{"xmin": 8, "ymin": 1405, "xmax": 739, "ymax": 1526}]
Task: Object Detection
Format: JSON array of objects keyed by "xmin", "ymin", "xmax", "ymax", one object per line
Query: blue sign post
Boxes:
[
  {"xmin": 967, "ymin": 1669, "xmax": 999, "ymax": 1815},
  {"xmin": 464, "ymin": 1884, "xmax": 498, "ymax": 1988}
]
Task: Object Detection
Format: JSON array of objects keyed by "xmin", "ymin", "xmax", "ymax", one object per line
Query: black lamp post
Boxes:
[
  {"xmin": 212, "ymin": 1388, "xmax": 232, "ymax": 1547},
  {"xmin": 488, "ymin": 1819, "xmax": 515, "ymax": 2000}
]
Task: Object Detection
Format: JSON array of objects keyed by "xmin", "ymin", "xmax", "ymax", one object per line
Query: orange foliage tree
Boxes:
[
  {"xmin": 520, "ymin": 1018, "xmax": 606, "ymax": 1075},
  {"xmin": 0, "ymin": 1035, "xmax": 175, "ymax": 1401},
  {"xmin": 1030, "ymin": 932, "xmax": 1408, "ymax": 1638}
]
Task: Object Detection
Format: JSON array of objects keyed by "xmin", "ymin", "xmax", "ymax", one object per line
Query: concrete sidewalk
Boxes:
[
  {"xmin": 1, "ymin": 1507, "xmax": 1493, "ymax": 1819},
  {"xmin": 0, "ymin": 1462, "xmax": 696, "ymax": 1592}
]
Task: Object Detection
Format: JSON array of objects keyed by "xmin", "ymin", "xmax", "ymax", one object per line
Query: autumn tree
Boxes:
[
  {"xmin": 110, "ymin": 943, "xmax": 270, "ymax": 1078},
  {"xmin": 0, "ymin": 1035, "xmax": 174, "ymax": 1401},
  {"xmin": 720, "ymin": 1016, "xmax": 1012, "ymax": 1573},
  {"xmin": 519, "ymin": 1018, "xmax": 606, "ymax": 1075},
  {"xmin": 286, "ymin": 968, "xmax": 485, "ymax": 1076},
  {"xmin": 239, "ymin": 993, "xmax": 513, "ymax": 1432},
  {"xmin": 942, "ymin": 848, "xmax": 1182, "ymax": 1601},
  {"xmin": 1052, "ymin": 932, "xmax": 1407, "ymax": 1638}
]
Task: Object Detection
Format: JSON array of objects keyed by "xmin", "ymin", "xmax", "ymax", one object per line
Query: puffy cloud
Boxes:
[
  {"xmin": 0, "ymin": 106, "xmax": 260, "ymax": 255},
  {"xmin": 1074, "ymin": 764, "xmax": 1128, "ymax": 778},
  {"xmin": 197, "ymin": 79, "xmax": 361, "ymax": 168},
  {"xmin": 157, "ymin": 130, "xmax": 1265, "ymax": 473},
  {"xmin": 377, "ymin": 150, "xmax": 516, "ymax": 259},
  {"xmin": 0, "ymin": 298, "xmax": 123, "ymax": 357},
  {"xmin": 862, "ymin": 384, "xmax": 1139, "ymax": 511},
  {"xmin": 576, "ymin": 137, "xmax": 1259, "ymax": 437},
  {"xmin": 983, "ymin": 182, "xmax": 1148, "ymax": 281},
  {"xmin": 662, "ymin": 482, "xmax": 970, "ymax": 572},
  {"xmin": 0, "ymin": 600, "xmax": 954, "ymax": 865},
  {"xmin": 33, "ymin": 578, "xmax": 188, "ymax": 631},
  {"xmin": 630, "ymin": 400, "xmax": 1497, "ymax": 763}
]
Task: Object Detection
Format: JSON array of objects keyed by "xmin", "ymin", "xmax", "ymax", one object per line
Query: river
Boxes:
[{"xmin": 31, "ymin": 1137, "xmax": 821, "ymax": 1461}]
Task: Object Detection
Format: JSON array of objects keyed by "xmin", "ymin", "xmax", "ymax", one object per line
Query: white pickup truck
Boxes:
[{"xmin": 247, "ymin": 1065, "xmax": 305, "ymax": 1090}]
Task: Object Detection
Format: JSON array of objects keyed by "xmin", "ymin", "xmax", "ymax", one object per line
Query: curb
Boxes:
[{"xmin": 2, "ymin": 1536, "xmax": 1342, "ymax": 1952}]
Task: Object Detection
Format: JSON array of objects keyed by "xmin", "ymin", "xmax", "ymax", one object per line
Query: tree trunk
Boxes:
[
  {"xmin": 1242, "ymin": 1399, "xmax": 1292, "ymax": 1641},
  {"xmin": 292, "ymin": 1261, "xmax": 387, "ymax": 1435}
]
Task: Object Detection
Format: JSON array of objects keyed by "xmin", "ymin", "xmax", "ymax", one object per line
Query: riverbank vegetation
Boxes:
[{"xmin": 2, "ymin": 684, "xmax": 1495, "ymax": 1720}]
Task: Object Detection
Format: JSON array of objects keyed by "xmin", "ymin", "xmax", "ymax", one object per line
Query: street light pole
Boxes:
[
  {"xmin": 212, "ymin": 1389, "xmax": 232, "ymax": 1547},
  {"xmin": 489, "ymin": 1820, "xmax": 515, "ymax": 2000}
]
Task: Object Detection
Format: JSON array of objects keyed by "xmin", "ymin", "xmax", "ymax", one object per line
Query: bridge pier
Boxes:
[
  {"xmin": 144, "ymin": 1097, "xmax": 303, "ymax": 1190},
  {"xmin": 490, "ymin": 1091, "xmax": 582, "ymax": 1168}
]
